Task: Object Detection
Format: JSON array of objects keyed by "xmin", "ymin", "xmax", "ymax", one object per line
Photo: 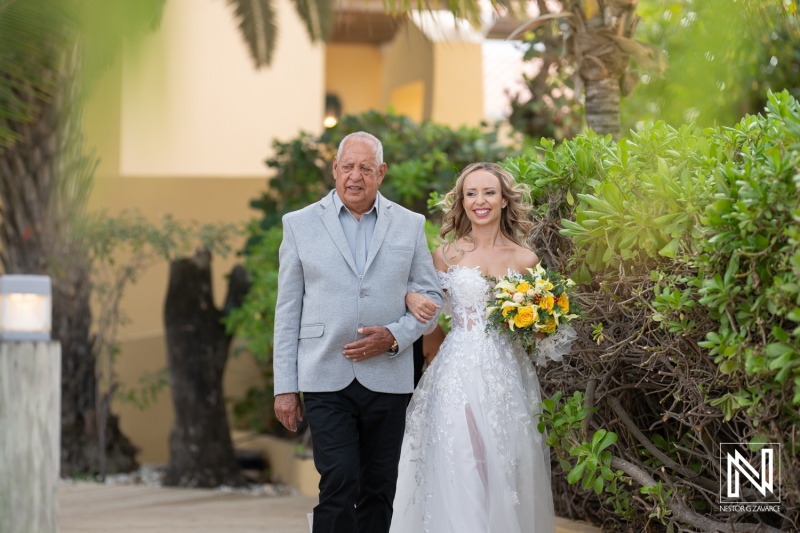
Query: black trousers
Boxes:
[
  {"xmin": 413, "ymin": 337, "xmax": 425, "ymax": 389},
  {"xmin": 303, "ymin": 379, "xmax": 410, "ymax": 533}
]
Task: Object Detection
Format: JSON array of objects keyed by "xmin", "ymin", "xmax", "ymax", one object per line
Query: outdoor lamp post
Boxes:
[
  {"xmin": 0, "ymin": 274, "xmax": 60, "ymax": 533},
  {"xmin": 0, "ymin": 274, "xmax": 52, "ymax": 341},
  {"xmin": 324, "ymin": 93, "xmax": 342, "ymax": 128}
]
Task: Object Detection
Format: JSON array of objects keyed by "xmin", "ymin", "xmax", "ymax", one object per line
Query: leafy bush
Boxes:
[
  {"xmin": 506, "ymin": 90, "xmax": 799, "ymax": 531},
  {"xmin": 623, "ymin": 0, "xmax": 800, "ymax": 131}
]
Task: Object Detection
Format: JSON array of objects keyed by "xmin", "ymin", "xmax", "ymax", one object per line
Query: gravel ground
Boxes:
[{"xmin": 70, "ymin": 464, "xmax": 298, "ymax": 497}]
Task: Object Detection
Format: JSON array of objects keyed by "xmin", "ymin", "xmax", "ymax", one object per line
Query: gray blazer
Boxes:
[{"xmin": 273, "ymin": 191, "xmax": 444, "ymax": 395}]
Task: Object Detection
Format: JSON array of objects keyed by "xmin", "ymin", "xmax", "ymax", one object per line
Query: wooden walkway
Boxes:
[
  {"xmin": 59, "ymin": 481, "xmax": 600, "ymax": 533},
  {"xmin": 59, "ymin": 482, "xmax": 314, "ymax": 533}
]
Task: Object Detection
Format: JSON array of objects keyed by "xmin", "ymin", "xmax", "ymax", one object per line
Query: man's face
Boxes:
[{"xmin": 332, "ymin": 138, "xmax": 387, "ymax": 215}]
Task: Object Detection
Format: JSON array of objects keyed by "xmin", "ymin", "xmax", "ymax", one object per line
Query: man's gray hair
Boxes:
[{"xmin": 337, "ymin": 132, "xmax": 384, "ymax": 165}]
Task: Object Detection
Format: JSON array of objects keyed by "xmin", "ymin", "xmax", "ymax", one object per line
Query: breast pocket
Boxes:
[
  {"xmin": 385, "ymin": 245, "xmax": 413, "ymax": 253},
  {"xmin": 298, "ymin": 324, "xmax": 324, "ymax": 339},
  {"xmin": 380, "ymin": 245, "xmax": 414, "ymax": 280}
]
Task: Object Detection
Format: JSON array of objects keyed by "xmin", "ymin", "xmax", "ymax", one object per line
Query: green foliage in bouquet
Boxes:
[{"xmin": 485, "ymin": 265, "xmax": 577, "ymax": 353}]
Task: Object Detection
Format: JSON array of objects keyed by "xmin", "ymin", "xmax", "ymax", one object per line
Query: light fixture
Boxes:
[
  {"xmin": 324, "ymin": 93, "xmax": 342, "ymax": 129},
  {"xmin": 0, "ymin": 275, "xmax": 52, "ymax": 341}
]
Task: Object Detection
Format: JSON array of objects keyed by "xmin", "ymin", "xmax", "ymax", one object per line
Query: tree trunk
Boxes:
[
  {"xmin": 55, "ymin": 256, "xmax": 138, "ymax": 477},
  {"xmin": 163, "ymin": 249, "xmax": 250, "ymax": 487},
  {"xmin": 584, "ymin": 78, "xmax": 621, "ymax": 139},
  {"xmin": 0, "ymin": 62, "xmax": 138, "ymax": 477}
]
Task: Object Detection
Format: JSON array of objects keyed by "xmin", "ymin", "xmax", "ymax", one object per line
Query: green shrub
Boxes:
[{"xmin": 505, "ymin": 90, "xmax": 799, "ymax": 531}]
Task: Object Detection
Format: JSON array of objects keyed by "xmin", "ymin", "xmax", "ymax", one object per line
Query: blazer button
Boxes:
[{"xmin": 359, "ymin": 291, "xmax": 366, "ymax": 298}]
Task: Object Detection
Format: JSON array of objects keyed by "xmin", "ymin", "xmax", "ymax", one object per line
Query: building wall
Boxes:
[
  {"xmin": 431, "ymin": 41, "xmax": 485, "ymax": 127},
  {"xmin": 118, "ymin": 0, "xmax": 325, "ymax": 178},
  {"xmin": 325, "ymin": 44, "xmax": 383, "ymax": 115},
  {"xmin": 84, "ymin": 0, "xmax": 325, "ymax": 463},
  {"xmin": 325, "ymin": 18, "xmax": 486, "ymax": 128},
  {"xmin": 381, "ymin": 22, "xmax": 434, "ymax": 120}
]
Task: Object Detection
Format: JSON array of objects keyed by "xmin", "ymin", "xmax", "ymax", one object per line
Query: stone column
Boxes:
[{"xmin": 0, "ymin": 342, "xmax": 61, "ymax": 533}]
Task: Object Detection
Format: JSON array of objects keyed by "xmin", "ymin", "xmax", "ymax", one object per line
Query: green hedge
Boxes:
[{"xmin": 505, "ymin": 90, "xmax": 799, "ymax": 531}]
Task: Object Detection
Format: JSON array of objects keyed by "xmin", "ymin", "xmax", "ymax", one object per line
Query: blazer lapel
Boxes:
[
  {"xmin": 320, "ymin": 192, "xmax": 359, "ymax": 277},
  {"xmin": 363, "ymin": 193, "xmax": 392, "ymax": 275}
]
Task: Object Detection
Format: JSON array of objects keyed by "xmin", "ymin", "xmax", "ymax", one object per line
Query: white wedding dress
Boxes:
[{"xmin": 390, "ymin": 265, "xmax": 556, "ymax": 533}]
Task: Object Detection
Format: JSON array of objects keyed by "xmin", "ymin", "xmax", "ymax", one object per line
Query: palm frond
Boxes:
[
  {"xmin": 289, "ymin": 0, "xmax": 333, "ymax": 43},
  {"xmin": 0, "ymin": 0, "xmax": 74, "ymax": 149},
  {"xmin": 225, "ymin": 0, "xmax": 278, "ymax": 68},
  {"xmin": 76, "ymin": 0, "xmax": 167, "ymax": 83},
  {"xmin": 507, "ymin": 12, "xmax": 574, "ymax": 41},
  {"xmin": 0, "ymin": 0, "xmax": 167, "ymax": 150}
]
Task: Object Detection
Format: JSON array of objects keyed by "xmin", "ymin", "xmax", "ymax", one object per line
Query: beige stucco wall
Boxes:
[
  {"xmin": 430, "ymin": 41, "xmax": 484, "ymax": 127},
  {"xmin": 84, "ymin": 0, "xmax": 325, "ymax": 463},
  {"xmin": 119, "ymin": 0, "xmax": 325, "ymax": 177},
  {"xmin": 378, "ymin": 18, "xmax": 484, "ymax": 127},
  {"xmin": 381, "ymin": 21, "xmax": 434, "ymax": 120},
  {"xmin": 325, "ymin": 44, "xmax": 383, "ymax": 115},
  {"xmin": 325, "ymin": 17, "xmax": 485, "ymax": 128}
]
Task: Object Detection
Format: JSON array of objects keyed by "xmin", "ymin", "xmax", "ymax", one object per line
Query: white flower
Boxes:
[
  {"xmin": 513, "ymin": 292, "xmax": 525, "ymax": 303},
  {"xmin": 494, "ymin": 280, "xmax": 517, "ymax": 292},
  {"xmin": 526, "ymin": 289, "xmax": 536, "ymax": 298}
]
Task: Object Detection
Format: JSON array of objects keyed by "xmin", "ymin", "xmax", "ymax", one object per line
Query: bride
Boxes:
[{"xmin": 391, "ymin": 162, "xmax": 556, "ymax": 533}]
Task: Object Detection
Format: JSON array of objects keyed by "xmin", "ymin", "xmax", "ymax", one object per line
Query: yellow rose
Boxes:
[
  {"xmin": 514, "ymin": 306, "xmax": 537, "ymax": 328},
  {"xmin": 540, "ymin": 318, "xmax": 557, "ymax": 334},
  {"xmin": 535, "ymin": 279, "xmax": 554, "ymax": 291},
  {"xmin": 539, "ymin": 294, "xmax": 555, "ymax": 312},
  {"xmin": 515, "ymin": 281, "xmax": 532, "ymax": 293},
  {"xmin": 502, "ymin": 306, "xmax": 513, "ymax": 317},
  {"xmin": 558, "ymin": 293, "xmax": 569, "ymax": 313}
]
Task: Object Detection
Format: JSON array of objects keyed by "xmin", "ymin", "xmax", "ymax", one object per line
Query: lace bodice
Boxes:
[{"xmin": 436, "ymin": 266, "xmax": 492, "ymax": 332}]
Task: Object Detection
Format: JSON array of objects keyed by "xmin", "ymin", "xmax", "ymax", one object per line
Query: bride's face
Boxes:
[{"xmin": 462, "ymin": 170, "xmax": 507, "ymax": 229}]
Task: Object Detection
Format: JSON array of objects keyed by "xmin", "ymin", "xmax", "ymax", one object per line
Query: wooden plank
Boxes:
[{"xmin": 0, "ymin": 342, "xmax": 61, "ymax": 533}]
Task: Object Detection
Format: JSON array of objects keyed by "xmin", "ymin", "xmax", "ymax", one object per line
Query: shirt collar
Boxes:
[{"xmin": 332, "ymin": 190, "xmax": 379, "ymax": 217}]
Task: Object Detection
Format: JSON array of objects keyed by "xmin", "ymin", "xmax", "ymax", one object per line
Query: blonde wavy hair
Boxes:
[{"xmin": 438, "ymin": 162, "xmax": 534, "ymax": 262}]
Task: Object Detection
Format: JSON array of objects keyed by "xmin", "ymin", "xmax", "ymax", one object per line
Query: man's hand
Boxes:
[
  {"xmin": 274, "ymin": 393, "xmax": 303, "ymax": 432},
  {"xmin": 343, "ymin": 326, "xmax": 396, "ymax": 362}
]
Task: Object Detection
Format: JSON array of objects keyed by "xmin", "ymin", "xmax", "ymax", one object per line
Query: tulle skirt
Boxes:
[{"xmin": 390, "ymin": 328, "xmax": 555, "ymax": 533}]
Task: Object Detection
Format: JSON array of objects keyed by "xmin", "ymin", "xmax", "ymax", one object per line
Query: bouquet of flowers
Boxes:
[{"xmin": 486, "ymin": 264, "xmax": 578, "ymax": 365}]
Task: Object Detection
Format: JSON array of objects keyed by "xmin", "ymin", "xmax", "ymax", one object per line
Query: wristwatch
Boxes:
[{"xmin": 388, "ymin": 339, "xmax": 399, "ymax": 354}]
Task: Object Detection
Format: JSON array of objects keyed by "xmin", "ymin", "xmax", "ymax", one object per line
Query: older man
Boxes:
[{"xmin": 273, "ymin": 131, "xmax": 443, "ymax": 533}]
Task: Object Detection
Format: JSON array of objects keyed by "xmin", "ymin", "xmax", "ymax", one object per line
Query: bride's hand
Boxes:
[{"xmin": 406, "ymin": 292, "xmax": 441, "ymax": 323}]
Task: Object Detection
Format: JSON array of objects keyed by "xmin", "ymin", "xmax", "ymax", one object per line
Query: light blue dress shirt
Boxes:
[{"xmin": 332, "ymin": 191, "xmax": 378, "ymax": 276}]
